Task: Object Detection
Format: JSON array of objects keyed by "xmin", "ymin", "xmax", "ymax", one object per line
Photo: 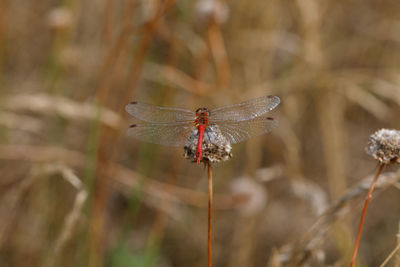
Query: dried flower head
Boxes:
[
  {"xmin": 47, "ymin": 8, "xmax": 73, "ymax": 31},
  {"xmin": 365, "ymin": 128, "xmax": 400, "ymax": 164},
  {"xmin": 195, "ymin": 0, "xmax": 229, "ymax": 25},
  {"xmin": 184, "ymin": 124, "xmax": 232, "ymax": 163},
  {"xmin": 230, "ymin": 177, "xmax": 267, "ymax": 217}
]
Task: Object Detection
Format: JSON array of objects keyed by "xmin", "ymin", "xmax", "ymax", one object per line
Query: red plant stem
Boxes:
[
  {"xmin": 207, "ymin": 162, "xmax": 213, "ymax": 267},
  {"xmin": 350, "ymin": 164, "xmax": 384, "ymax": 267}
]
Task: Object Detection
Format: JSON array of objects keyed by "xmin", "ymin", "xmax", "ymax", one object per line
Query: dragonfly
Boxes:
[{"xmin": 125, "ymin": 95, "xmax": 280, "ymax": 163}]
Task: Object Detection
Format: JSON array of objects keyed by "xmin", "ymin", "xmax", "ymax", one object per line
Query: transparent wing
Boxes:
[
  {"xmin": 209, "ymin": 95, "xmax": 280, "ymax": 122},
  {"xmin": 126, "ymin": 121, "xmax": 194, "ymax": 147},
  {"xmin": 216, "ymin": 116, "xmax": 278, "ymax": 144},
  {"xmin": 125, "ymin": 101, "xmax": 195, "ymax": 123}
]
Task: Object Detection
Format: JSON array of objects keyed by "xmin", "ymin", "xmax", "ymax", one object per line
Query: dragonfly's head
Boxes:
[{"xmin": 195, "ymin": 107, "xmax": 210, "ymax": 117}]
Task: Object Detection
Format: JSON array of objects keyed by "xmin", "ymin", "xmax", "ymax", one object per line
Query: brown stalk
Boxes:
[
  {"xmin": 101, "ymin": 0, "xmax": 114, "ymax": 46},
  {"xmin": 350, "ymin": 163, "xmax": 384, "ymax": 267},
  {"xmin": 207, "ymin": 19, "xmax": 230, "ymax": 88},
  {"xmin": 125, "ymin": 0, "xmax": 176, "ymax": 96},
  {"xmin": 0, "ymin": 0, "xmax": 8, "ymax": 82},
  {"xmin": 207, "ymin": 161, "xmax": 213, "ymax": 267},
  {"xmin": 89, "ymin": 2, "xmax": 177, "ymax": 266}
]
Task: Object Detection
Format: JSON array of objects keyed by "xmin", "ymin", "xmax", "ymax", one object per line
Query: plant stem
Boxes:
[
  {"xmin": 207, "ymin": 162, "xmax": 213, "ymax": 267},
  {"xmin": 350, "ymin": 163, "xmax": 384, "ymax": 267}
]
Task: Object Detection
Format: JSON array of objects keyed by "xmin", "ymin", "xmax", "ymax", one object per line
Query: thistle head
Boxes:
[
  {"xmin": 184, "ymin": 125, "xmax": 232, "ymax": 163},
  {"xmin": 366, "ymin": 128, "xmax": 400, "ymax": 165}
]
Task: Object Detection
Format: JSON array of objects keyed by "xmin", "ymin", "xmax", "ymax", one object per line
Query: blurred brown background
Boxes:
[{"xmin": 1, "ymin": 0, "xmax": 400, "ymax": 266}]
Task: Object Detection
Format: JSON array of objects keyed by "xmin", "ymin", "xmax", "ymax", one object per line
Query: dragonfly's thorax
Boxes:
[{"xmin": 195, "ymin": 107, "xmax": 210, "ymax": 126}]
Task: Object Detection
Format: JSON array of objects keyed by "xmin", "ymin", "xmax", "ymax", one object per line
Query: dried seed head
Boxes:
[
  {"xmin": 47, "ymin": 8, "xmax": 73, "ymax": 31},
  {"xmin": 366, "ymin": 128, "xmax": 400, "ymax": 164},
  {"xmin": 195, "ymin": 0, "xmax": 229, "ymax": 25},
  {"xmin": 184, "ymin": 124, "xmax": 232, "ymax": 163},
  {"xmin": 230, "ymin": 177, "xmax": 267, "ymax": 217}
]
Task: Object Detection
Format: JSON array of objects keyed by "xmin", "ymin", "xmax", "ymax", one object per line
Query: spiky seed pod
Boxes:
[
  {"xmin": 184, "ymin": 124, "xmax": 232, "ymax": 163},
  {"xmin": 365, "ymin": 128, "xmax": 400, "ymax": 164}
]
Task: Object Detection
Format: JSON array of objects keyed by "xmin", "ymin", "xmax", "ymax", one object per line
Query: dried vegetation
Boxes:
[{"xmin": 1, "ymin": 0, "xmax": 400, "ymax": 266}]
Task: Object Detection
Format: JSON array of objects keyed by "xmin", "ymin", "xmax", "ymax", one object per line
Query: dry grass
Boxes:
[{"xmin": 1, "ymin": 0, "xmax": 400, "ymax": 266}]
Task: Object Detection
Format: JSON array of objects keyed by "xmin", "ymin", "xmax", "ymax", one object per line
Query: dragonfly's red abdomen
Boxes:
[
  {"xmin": 196, "ymin": 124, "xmax": 205, "ymax": 163},
  {"xmin": 194, "ymin": 108, "xmax": 210, "ymax": 163}
]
